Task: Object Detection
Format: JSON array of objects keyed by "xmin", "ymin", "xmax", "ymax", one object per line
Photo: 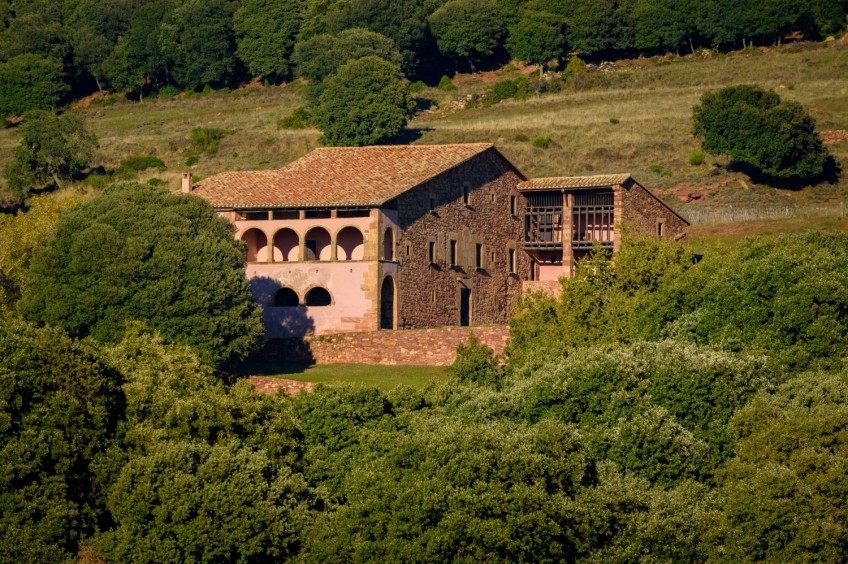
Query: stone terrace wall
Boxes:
[{"xmin": 262, "ymin": 325, "xmax": 510, "ymax": 366}]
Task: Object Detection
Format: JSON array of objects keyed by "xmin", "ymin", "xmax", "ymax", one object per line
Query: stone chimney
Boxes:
[{"xmin": 181, "ymin": 173, "xmax": 193, "ymax": 193}]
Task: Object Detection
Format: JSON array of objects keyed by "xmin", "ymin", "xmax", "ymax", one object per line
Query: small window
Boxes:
[
  {"xmin": 405, "ymin": 242, "xmax": 411, "ymax": 258},
  {"xmin": 475, "ymin": 243, "xmax": 483, "ymax": 269},
  {"xmin": 490, "ymin": 193, "xmax": 495, "ymax": 203},
  {"xmin": 449, "ymin": 240, "xmax": 457, "ymax": 265},
  {"xmin": 509, "ymin": 195, "xmax": 517, "ymax": 216},
  {"xmin": 305, "ymin": 287, "xmax": 332, "ymax": 306},
  {"xmin": 428, "ymin": 241, "xmax": 436, "ymax": 263},
  {"xmin": 429, "ymin": 196, "xmax": 436, "ymax": 211},
  {"xmin": 508, "ymin": 248, "xmax": 516, "ymax": 274},
  {"xmin": 657, "ymin": 221, "xmax": 664, "ymax": 238},
  {"xmin": 432, "ymin": 289, "xmax": 437, "ymax": 303},
  {"xmin": 462, "ymin": 185, "xmax": 470, "ymax": 206}
]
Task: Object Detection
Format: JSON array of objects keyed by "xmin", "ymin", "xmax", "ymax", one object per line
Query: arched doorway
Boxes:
[
  {"xmin": 380, "ymin": 276, "xmax": 395, "ymax": 329},
  {"xmin": 304, "ymin": 227, "xmax": 331, "ymax": 261},
  {"xmin": 240, "ymin": 228, "xmax": 268, "ymax": 262},
  {"xmin": 336, "ymin": 226, "xmax": 364, "ymax": 260},
  {"xmin": 272, "ymin": 228, "xmax": 299, "ymax": 262}
]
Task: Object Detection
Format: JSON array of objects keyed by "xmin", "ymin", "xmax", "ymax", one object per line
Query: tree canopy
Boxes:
[
  {"xmin": 4, "ymin": 110, "xmax": 98, "ymax": 201},
  {"xmin": 312, "ymin": 55, "xmax": 414, "ymax": 146},
  {"xmin": 693, "ymin": 84, "xmax": 829, "ymax": 180},
  {"xmin": 233, "ymin": 0, "xmax": 304, "ymax": 82},
  {"xmin": 0, "ymin": 54, "xmax": 68, "ymax": 118},
  {"xmin": 18, "ymin": 183, "xmax": 263, "ymax": 366}
]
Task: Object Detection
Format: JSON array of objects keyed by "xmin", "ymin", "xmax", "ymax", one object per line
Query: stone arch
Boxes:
[
  {"xmin": 272, "ymin": 228, "xmax": 299, "ymax": 262},
  {"xmin": 304, "ymin": 227, "xmax": 331, "ymax": 261},
  {"xmin": 382, "ymin": 227, "xmax": 394, "ymax": 261},
  {"xmin": 305, "ymin": 286, "xmax": 332, "ymax": 306},
  {"xmin": 336, "ymin": 226, "xmax": 364, "ymax": 260},
  {"xmin": 380, "ymin": 275, "xmax": 395, "ymax": 330},
  {"xmin": 273, "ymin": 287, "xmax": 299, "ymax": 307},
  {"xmin": 240, "ymin": 228, "xmax": 269, "ymax": 262}
]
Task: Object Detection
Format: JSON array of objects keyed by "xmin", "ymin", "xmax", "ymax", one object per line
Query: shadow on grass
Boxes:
[{"xmin": 727, "ymin": 155, "xmax": 842, "ymax": 189}]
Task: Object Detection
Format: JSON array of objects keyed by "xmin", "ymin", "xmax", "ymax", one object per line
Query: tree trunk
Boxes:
[
  {"xmin": 95, "ymin": 76, "xmax": 103, "ymax": 93},
  {"xmin": 689, "ymin": 37, "xmax": 695, "ymax": 55},
  {"xmin": 51, "ymin": 172, "xmax": 62, "ymax": 188}
]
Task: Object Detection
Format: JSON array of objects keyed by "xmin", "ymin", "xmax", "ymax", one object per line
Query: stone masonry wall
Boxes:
[
  {"xmin": 395, "ymin": 149, "xmax": 529, "ymax": 328},
  {"xmin": 262, "ymin": 325, "xmax": 510, "ymax": 366},
  {"xmin": 621, "ymin": 181, "xmax": 689, "ymax": 240}
]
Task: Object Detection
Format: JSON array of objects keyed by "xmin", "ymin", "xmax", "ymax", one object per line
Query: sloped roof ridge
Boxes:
[
  {"xmin": 193, "ymin": 143, "xmax": 498, "ymax": 209},
  {"xmin": 518, "ymin": 173, "xmax": 633, "ymax": 190}
]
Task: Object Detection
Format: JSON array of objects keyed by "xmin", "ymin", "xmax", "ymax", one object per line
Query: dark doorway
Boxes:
[
  {"xmin": 380, "ymin": 277, "xmax": 394, "ymax": 329},
  {"xmin": 460, "ymin": 287, "xmax": 471, "ymax": 327}
]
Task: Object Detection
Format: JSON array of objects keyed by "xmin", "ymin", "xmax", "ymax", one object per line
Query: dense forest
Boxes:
[
  {"xmin": 0, "ymin": 0, "xmax": 847, "ymax": 112},
  {"xmin": 2, "ymin": 186, "xmax": 848, "ymax": 560}
]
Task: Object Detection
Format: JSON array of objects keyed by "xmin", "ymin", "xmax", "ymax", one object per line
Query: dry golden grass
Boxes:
[{"xmin": 0, "ymin": 39, "xmax": 846, "ymax": 215}]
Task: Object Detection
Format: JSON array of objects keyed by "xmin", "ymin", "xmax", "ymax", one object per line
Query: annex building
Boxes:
[{"xmin": 190, "ymin": 143, "xmax": 687, "ymax": 338}]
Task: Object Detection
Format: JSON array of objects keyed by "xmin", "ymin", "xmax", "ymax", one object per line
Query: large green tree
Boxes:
[
  {"xmin": 0, "ymin": 321, "xmax": 124, "ymax": 561},
  {"xmin": 293, "ymin": 27, "xmax": 401, "ymax": 84},
  {"xmin": 0, "ymin": 54, "xmax": 68, "ymax": 118},
  {"xmin": 428, "ymin": 0, "xmax": 505, "ymax": 71},
  {"xmin": 313, "ymin": 55, "xmax": 414, "ymax": 146},
  {"xmin": 693, "ymin": 84, "xmax": 829, "ymax": 180},
  {"xmin": 158, "ymin": 0, "xmax": 239, "ymax": 89},
  {"xmin": 506, "ymin": 10, "xmax": 568, "ymax": 74},
  {"xmin": 234, "ymin": 0, "xmax": 304, "ymax": 82},
  {"xmin": 4, "ymin": 110, "xmax": 98, "ymax": 201},
  {"xmin": 18, "ymin": 183, "xmax": 264, "ymax": 366},
  {"xmin": 324, "ymin": 0, "xmax": 431, "ymax": 76}
]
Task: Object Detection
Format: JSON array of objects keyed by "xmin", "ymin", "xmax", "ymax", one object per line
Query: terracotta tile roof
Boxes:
[
  {"xmin": 517, "ymin": 174, "xmax": 633, "ymax": 191},
  {"xmin": 193, "ymin": 143, "xmax": 495, "ymax": 208}
]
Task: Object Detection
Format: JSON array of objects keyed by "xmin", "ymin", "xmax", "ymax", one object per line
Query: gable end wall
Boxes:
[{"xmin": 394, "ymin": 150, "xmax": 528, "ymax": 328}]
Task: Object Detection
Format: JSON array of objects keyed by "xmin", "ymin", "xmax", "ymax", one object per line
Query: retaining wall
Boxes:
[{"xmin": 260, "ymin": 325, "xmax": 511, "ymax": 366}]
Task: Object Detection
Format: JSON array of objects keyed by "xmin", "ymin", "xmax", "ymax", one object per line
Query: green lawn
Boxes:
[{"xmin": 239, "ymin": 361, "xmax": 448, "ymax": 390}]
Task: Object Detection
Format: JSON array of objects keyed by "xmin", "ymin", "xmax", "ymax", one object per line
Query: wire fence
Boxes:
[{"xmin": 683, "ymin": 202, "xmax": 846, "ymax": 225}]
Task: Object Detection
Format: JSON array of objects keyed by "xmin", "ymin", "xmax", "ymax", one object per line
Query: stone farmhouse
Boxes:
[{"xmin": 190, "ymin": 143, "xmax": 687, "ymax": 338}]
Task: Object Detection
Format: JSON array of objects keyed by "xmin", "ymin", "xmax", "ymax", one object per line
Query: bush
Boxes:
[
  {"xmin": 689, "ymin": 150, "xmax": 706, "ymax": 165},
  {"xmin": 563, "ymin": 55, "xmax": 588, "ymax": 79},
  {"xmin": 639, "ymin": 231, "xmax": 848, "ymax": 372},
  {"xmin": 278, "ymin": 107, "xmax": 312, "ymax": 130},
  {"xmin": 532, "ymin": 136, "xmax": 551, "ymax": 149},
  {"xmin": 448, "ymin": 334, "xmax": 502, "ymax": 388},
  {"xmin": 188, "ymin": 127, "xmax": 229, "ymax": 154},
  {"xmin": 693, "ymin": 85, "xmax": 829, "ymax": 181},
  {"xmin": 115, "ymin": 155, "xmax": 166, "ymax": 176},
  {"xmin": 437, "ymin": 75, "xmax": 456, "ymax": 91}
]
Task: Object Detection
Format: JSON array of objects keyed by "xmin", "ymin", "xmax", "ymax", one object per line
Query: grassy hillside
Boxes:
[{"xmin": 1, "ymin": 40, "xmax": 847, "ymax": 222}]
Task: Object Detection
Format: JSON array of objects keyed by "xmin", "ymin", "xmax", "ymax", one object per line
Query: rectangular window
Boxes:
[
  {"xmin": 449, "ymin": 240, "xmax": 457, "ymax": 265},
  {"xmin": 405, "ymin": 242, "xmax": 411, "ymax": 258},
  {"xmin": 304, "ymin": 209, "xmax": 331, "ymax": 219},
  {"xmin": 428, "ymin": 241, "xmax": 436, "ymax": 263},
  {"xmin": 509, "ymin": 195, "xmax": 517, "ymax": 216},
  {"xmin": 508, "ymin": 248, "xmax": 516, "ymax": 274},
  {"xmin": 657, "ymin": 221, "xmax": 664, "ymax": 238},
  {"xmin": 475, "ymin": 243, "xmax": 483, "ymax": 269},
  {"xmin": 462, "ymin": 185, "xmax": 470, "ymax": 206},
  {"xmin": 429, "ymin": 196, "xmax": 436, "ymax": 212},
  {"xmin": 272, "ymin": 209, "xmax": 299, "ymax": 220}
]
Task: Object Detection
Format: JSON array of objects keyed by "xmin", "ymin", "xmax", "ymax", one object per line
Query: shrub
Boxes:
[
  {"xmin": 437, "ymin": 75, "xmax": 456, "ymax": 91},
  {"xmin": 278, "ymin": 107, "xmax": 312, "ymax": 130},
  {"xmin": 563, "ymin": 55, "xmax": 588, "ymax": 79},
  {"xmin": 185, "ymin": 155, "xmax": 199, "ymax": 166},
  {"xmin": 689, "ymin": 150, "xmax": 705, "ymax": 165},
  {"xmin": 189, "ymin": 127, "xmax": 229, "ymax": 154},
  {"xmin": 488, "ymin": 78, "xmax": 519, "ymax": 103},
  {"xmin": 649, "ymin": 163, "xmax": 670, "ymax": 176},
  {"xmin": 532, "ymin": 136, "xmax": 551, "ymax": 149},
  {"xmin": 609, "ymin": 117, "xmax": 620, "ymax": 124},
  {"xmin": 116, "ymin": 155, "xmax": 166, "ymax": 176},
  {"xmin": 448, "ymin": 334, "xmax": 502, "ymax": 388},
  {"xmin": 157, "ymin": 85, "xmax": 180, "ymax": 99}
]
